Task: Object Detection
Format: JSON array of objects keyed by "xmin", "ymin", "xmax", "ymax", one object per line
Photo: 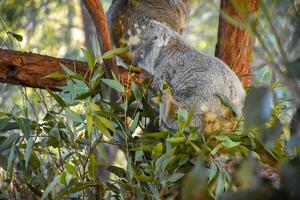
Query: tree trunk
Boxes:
[
  {"xmin": 80, "ymin": 1, "xmax": 97, "ymax": 51},
  {"xmin": 183, "ymin": 0, "xmax": 190, "ymax": 9},
  {"xmin": 0, "ymin": 48, "xmax": 141, "ymax": 91},
  {"xmin": 215, "ymin": 0, "xmax": 259, "ymax": 87},
  {"xmin": 82, "ymin": 0, "xmax": 118, "ymax": 79}
]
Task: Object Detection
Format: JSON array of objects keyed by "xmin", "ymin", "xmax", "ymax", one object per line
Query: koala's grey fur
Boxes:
[{"xmin": 132, "ymin": 21, "xmax": 246, "ymax": 127}]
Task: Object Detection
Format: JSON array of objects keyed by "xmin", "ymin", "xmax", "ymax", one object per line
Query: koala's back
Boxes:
[
  {"xmin": 153, "ymin": 37, "xmax": 245, "ymax": 124},
  {"xmin": 107, "ymin": 0, "xmax": 187, "ymax": 64}
]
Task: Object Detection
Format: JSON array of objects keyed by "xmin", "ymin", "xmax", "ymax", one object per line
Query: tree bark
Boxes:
[
  {"xmin": 80, "ymin": 1, "xmax": 97, "ymax": 51},
  {"xmin": 215, "ymin": 0, "xmax": 259, "ymax": 87},
  {"xmin": 182, "ymin": 0, "xmax": 191, "ymax": 9},
  {"xmin": 0, "ymin": 48, "xmax": 141, "ymax": 91},
  {"xmin": 82, "ymin": 0, "xmax": 118, "ymax": 79}
]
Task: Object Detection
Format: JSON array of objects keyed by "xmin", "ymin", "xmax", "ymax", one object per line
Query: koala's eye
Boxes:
[
  {"xmin": 140, "ymin": 51, "xmax": 145, "ymax": 58},
  {"xmin": 179, "ymin": 28, "xmax": 184, "ymax": 34}
]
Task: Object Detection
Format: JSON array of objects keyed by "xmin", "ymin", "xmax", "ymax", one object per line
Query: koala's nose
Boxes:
[{"xmin": 131, "ymin": 58, "xmax": 139, "ymax": 67}]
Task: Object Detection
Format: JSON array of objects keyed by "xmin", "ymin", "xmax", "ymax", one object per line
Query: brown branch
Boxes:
[
  {"xmin": 82, "ymin": 0, "xmax": 118, "ymax": 79},
  {"xmin": 0, "ymin": 48, "xmax": 141, "ymax": 91},
  {"xmin": 182, "ymin": 0, "xmax": 191, "ymax": 9},
  {"xmin": 215, "ymin": 0, "xmax": 259, "ymax": 87}
]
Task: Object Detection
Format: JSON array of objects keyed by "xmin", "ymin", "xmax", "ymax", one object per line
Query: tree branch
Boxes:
[
  {"xmin": 182, "ymin": 0, "xmax": 191, "ymax": 9},
  {"xmin": 0, "ymin": 48, "xmax": 141, "ymax": 91},
  {"xmin": 82, "ymin": 0, "xmax": 118, "ymax": 79},
  {"xmin": 215, "ymin": 0, "xmax": 259, "ymax": 87}
]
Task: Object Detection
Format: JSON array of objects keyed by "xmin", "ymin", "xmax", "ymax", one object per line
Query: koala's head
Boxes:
[{"xmin": 132, "ymin": 23, "xmax": 171, "ymax": 74}]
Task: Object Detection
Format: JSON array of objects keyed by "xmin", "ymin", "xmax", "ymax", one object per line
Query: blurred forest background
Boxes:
[{"xmin": 0, "ymin": 0, "xmax": 300, "ymax": 199}]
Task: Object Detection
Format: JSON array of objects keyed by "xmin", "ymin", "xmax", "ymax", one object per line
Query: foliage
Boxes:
[
  {"xmin": 0, "ymin": 0, "xmax": 300, "ymax": 199},
  {"xmin": 0, "ymin": 46, "xmax": 299, "ymax": 199}
]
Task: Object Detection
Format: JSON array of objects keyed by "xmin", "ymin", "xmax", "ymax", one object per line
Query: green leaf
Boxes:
[
  {"xmin": 214, "ymin": 136, "xmax": 240, "ymax": 148},
  {"xmin": 41, "ymin": 175, "xmax": 60, "ymax": 200},
  {"xmin": 46, "ymin": 88, "xmax": 67, "ymax": 108},
  {"xmin": 130, "ymin": 112, "xmax": 140, "ymax": 133},
  {"xmin": 131, "ymin": 82, "xmax": 143, "ymax": 101},
  {"xmin": 93, "ymin": 116, "xmax": 110, "ymax": 138},
  {"xmin": 8, "ymin": 32, "xmax": 23, "ymax": 42},
  {"xmin": 0, "ymin": 117, "xmax": 12, "ymax": 131},
  {"xmin": 215, "ymin": 173, "xmax": 225, "ymax": 197},
  {"xmin": 208, "ymin": 162, "xmax": 218, "ymax": 183},
  {"xmin": 59, "ymin": 171, "xmax": 67, "ymax": 185},
  {"xmin": 65, "ymin": 163, "xmax": 77, "ymax": 177},
  {"xmin": 167, "ymin": 137, "xmax": 186, "ymax": 143},
  {"xmin": 152, "ymin": 143, "xmax": 163, "ymax": 158},
  {"xmin": 66, "ymin": 109, "xmax": 83, "ymax": 123},
  {"xmin": 86, "ymin": 106, "xmax": 93, "ymax": 136},
  {"xmin": 99, "ymin": 116, "xmax": 116, "ymax": 133},
  {"xmin": 69, "ymin": 74, "xmax": 84, "ymax": 80},
  {"xmin": 0, "ymin": 112, "xmax": 8, "ymax": 118},
  {"xmin": 102, "ymin": 79, "xmax": 125, "ymax": 93},
  {"xmin": 222, "ymin": 137, "xmax": 240, "ymax": 148},
  {"xmin": 167, "ymin": 173, "xmax": 185, "ymax": 183},
  {"xmin": 102, "ymin": 47, "xmax": 128, "ymax": 60},
  {"xmin": 15, "ymin": 118, "xmax": 31, "ymax": 139},
  {"xmin": 7, "ymin": 146, "xmax": 15, "ymax": 179},
  {"xmin": 56, "ymin": 182, "xmax": 98, "ymax": 200},
  {"xmin": 75, "ymin": 91, "xmax": 92, "ymax": 100},
  {"xmin": 25, "ymin": 136, "xmax": 33, "ymax": 169},
  {"xmin": 188, "ymin": 140, "xmax": 201, "ymax": 153},
  {"xmin": 43, "ymin": 73, "xmax": 68, "ymax": 79},
  {"xmin": 143, "ymin": 132, "xmax": 169, "ymax": 139},
  {"xmin": 134, "ymin": 175, "xmax": 154, "ymax": 182},
  {"xmin": 60, "ymin": 64, "xmax": 75, "ymax": 75},
  {"xmin": 29, "ymin": 152, "xmax": 41, "ymax": 169},
  {"xmin": 210, "ymin": 144, "xmax": 222, "ymax": 155},
  {"xmin": 0, "ymin": 132, "xmax": 20, "ymax": 153},
  {"xmin": 86, "ymin": 48, "xmax": 96, "ymax": 70},
  {"xmin": 107, "ymin": 166, "xmax": 127, "ymax": 178},
  {"xmin": 216, "ymin": 93, "xmax": 239, "ymax": 116}
]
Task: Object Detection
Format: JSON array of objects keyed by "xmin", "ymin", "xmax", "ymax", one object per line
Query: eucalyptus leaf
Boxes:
[
  {"xmin": 41, "ymin": 175, "xmax": 60, "ymax": 200},
  {"xmin": 130, "ymin": 112, "xmax": 140, "ymax": 133},
  {"xmin": 85, "ymin": 48, "xmax": 96, "ymax": 70},
  {"xmin": 167, "ymin": 173, "xmax": 185, "ymax": 183},
  {"xmin": 66, "ymin": 109, "xmax": 83, "ymax": 123},
  {"xmin": 8, "ymin": 31, "xmax": 23, "ymax": 42},
  {"xmin": 102, "ymin": 79, "xmax": 125, "ymax": 93},
  {"xmin": 0, "ymin": 132, "xmax": 20, "ymax": 153},
  {"xmin": 102, "ymin": 47, "xmax": 128, "ymax": 60},
  {"xmin": 56, "ymin": 182, "xmax": 98, "ymax": 200},
  {"xmin": 7, "ymin": 146, "xmax": 15, "ymax": 179},
  {"xmin": 43, "ymin": 73, "xmax": 68, "ymax": 79},
  {"xmin": 107, "ymin": 166, "xmax": 127, "ymax": 178},
  {"xmin": 46, "ymin": 88, "xmax": 67, "ymax": 108},
  {"xmin": 25, "ymin": 136, "xmax": 33, "ymax": 169},
  {"xmin": 65, "ymin": 163, "xmax": 77, "ymax": 177}
]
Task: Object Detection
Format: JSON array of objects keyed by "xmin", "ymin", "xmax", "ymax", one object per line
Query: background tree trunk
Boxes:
[
  {"xmin": 80, "ymin": 1, "xmax": 97, "ymax": 51},
  {"xmin": 82, "ymin": 0, "xmax": 118, "ymax": 79},
  {"xmin": 215, "ymin": 0, "xmax": 259, "ymax": 87}
]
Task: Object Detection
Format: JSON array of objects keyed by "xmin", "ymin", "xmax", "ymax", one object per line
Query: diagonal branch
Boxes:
[{"xmin": 0, "ymin": 48, "xmax": 141, "ymax": 91}]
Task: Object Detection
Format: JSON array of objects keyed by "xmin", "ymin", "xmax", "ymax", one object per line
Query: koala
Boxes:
[
  {"xmin": 132, "ymin": 21, "xmax": 246, "ymax": 132},
  {"xmin": 107, "ymin": 0, "xmax": 187, "ymax": 65}
]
